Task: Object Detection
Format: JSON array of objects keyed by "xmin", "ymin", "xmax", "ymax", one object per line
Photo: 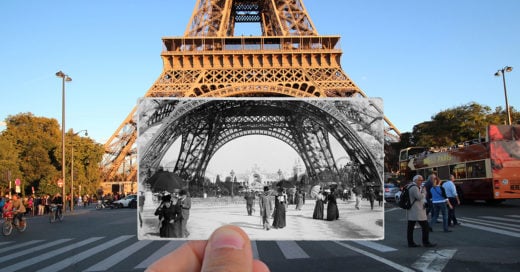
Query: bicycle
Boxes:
[
  {"xmin": 49, "ymin": 204, "xmax": 64, "ymax": 223},
  {"xmin": 2, "ymin": 211, "xmax": 27, "ymax": 236}
]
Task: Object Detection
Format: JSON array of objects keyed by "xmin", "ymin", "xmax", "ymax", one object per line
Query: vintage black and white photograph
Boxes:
[{"xmin": 137, "ymin": 97, "xmax": 385, "ymax": 240}]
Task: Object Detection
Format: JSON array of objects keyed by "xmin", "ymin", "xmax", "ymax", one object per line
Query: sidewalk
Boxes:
[{"xmin": 139, "ymin": 198, "xmax": 383, "ymax": 241}]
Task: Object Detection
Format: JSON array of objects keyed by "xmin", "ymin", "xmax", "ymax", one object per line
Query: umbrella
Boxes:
[
  {"xmin": 310, "ymin": 185, "xmax": 321, "ymax": 198},
  {"xmin": 146, "ymin": 170, "xmax": 184, "ymax": 193},
  {"xmin": 276, "ymin": 180, "xmax": 295, "ymax": 189}
]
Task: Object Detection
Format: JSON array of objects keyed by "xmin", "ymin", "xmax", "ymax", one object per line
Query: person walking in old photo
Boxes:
[
  {"xmin": 177, "ymin": 189, "xmax": 191, "ymax": 238},
  {"xmin": 326, "ymin": 188, "xmax": 339, "ymax": 221},
  {"xmin": 313, "ymin": 188, "xmax": 325, "ymax": 220},
  {"xmin": 154, "ymin": 195, "xmax": 177, "ymax": 238},
  {"xmin": 244, "ymin": 189, "xmax": 256, "ymax": 216},
  {"xmin": 258, "ymin": 186, "xmax": 273, "ymax": 230},
  {"xmin": 406, "ymin": 175, "xmax": 436, "ymax": 248},
  {"xmin": 272, "ymin": 188, "xmax": 287, "ymax": 229}
]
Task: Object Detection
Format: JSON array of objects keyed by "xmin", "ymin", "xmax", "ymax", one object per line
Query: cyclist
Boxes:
[
  {"xmin": 10, "ymin": 194, "xmax": 26, "ymax": 227},
  {"xmin": 51, "ymin": 193, "xmax": 64, "ymax": 218}
]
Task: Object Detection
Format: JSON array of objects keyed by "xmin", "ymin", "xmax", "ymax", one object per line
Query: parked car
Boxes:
[
  {"xmin": 113, "ymin": 194, "xmax": 137, "ymax": 208},
  {"xmin": 394, "ymin": 190, "xmax": 402, "ymax": 202},
  {"xmin": 384, "ymin": 183, "xmax": 400, "ymax": 201}
]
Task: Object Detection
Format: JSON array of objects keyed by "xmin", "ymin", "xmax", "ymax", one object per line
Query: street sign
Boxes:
[{"xmin": 15, "ymin": 178, "xmax": 21, "ymax": 186}]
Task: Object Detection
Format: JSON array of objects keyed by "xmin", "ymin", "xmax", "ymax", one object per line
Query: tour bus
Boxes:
[{"xmin": 398, "ymin": 124, "xmax": 520, "ymax": 203}]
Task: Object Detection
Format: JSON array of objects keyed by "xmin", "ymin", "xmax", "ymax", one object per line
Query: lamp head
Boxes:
[
  {"xmin": 494, "ymin": 71, "xmax": 501, "ymax": 77},
  {"xmin": 56, "ymin": 71, "xmax": 65, "ymax": 78},
  {"xmin": 505, "ymin": 66, "xmax": 513, "ymax": 72},
  {"xmin": 65, "ymin": 76, "xmax": 72, "ymax": 82}
]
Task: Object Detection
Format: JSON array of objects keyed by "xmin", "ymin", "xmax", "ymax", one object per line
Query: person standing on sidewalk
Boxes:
[
  {"xmin": 443, "ymin": 175, "xmax": 461, "ymax": 227},
  {"xmin": 406, "ymin": 175, "xmax": 436, "ymax": 248},
  {"xmin": 258, "ymin": 186, "xmax": 273, "ymax": 230}
]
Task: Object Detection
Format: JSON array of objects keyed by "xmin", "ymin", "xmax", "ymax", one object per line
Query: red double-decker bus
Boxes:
[{"xmin": 398, "ymin": 124, "xmax": 520, "ymax": 203}]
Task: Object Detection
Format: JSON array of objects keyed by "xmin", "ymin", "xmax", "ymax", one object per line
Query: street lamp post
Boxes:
[
  {"xmin": 495, "ymin": 66, "xmax": 513, "ymax": 125},
  {"xmin": 230, "ymin": 170, "xmax": 235, "ymax": 198},
  {"xmin": 56, "ymin": 71, "xmax": 72, "ymax": 211},
  {"xmin": 71, "ymin": 129, "xmax": 88, "ymax": 212}
]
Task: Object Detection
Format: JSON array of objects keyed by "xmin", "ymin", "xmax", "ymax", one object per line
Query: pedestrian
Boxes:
[
  {"xmin": 406, "ymin": 174, "xmax": 436, "ymax": 248},
  {"xmin": 272, "ymin": 188, "xmax": 287, "ymax": 229},
  {"xmin": 295, "ymin": 190, "xmax": 303, "ymax": 210},
  {"xmin": 177, "ymin": 189, "xmax": 191, "ymax": 238},
  {"xmin": 429, "ymin": 176, "xmax": 453, "ymax": 232},
  {"xmin": 423, "ymin": 173, "xmax": 436, "ymax": 217},
  {"xmin": 244, "ymin": 189, "xmax": 255, "ymax": 216},
  {"xmin": 443, "ymin": 175, "xmax": 461, "ymax": 227},
  {"xmin": 258, "ymin": 186, "xmax": 273, "ymax": 230},
  {"xmin": 326, "ymin": 188, "xmax": 339, "ymax": 221},
  {"xmin": 367, "ymin": 187, "xmax": 376, "ymax": 210},
  {"xmin": 354, "ymin": 186, "xmax": 362, "ymax": 210},
  {"xmin": 154, "ymin": 195, "xmax": 179, "ymax": 238},
  {"xmin": 312, "ymin": 188, "xmax": 325, "ymax": 220}
]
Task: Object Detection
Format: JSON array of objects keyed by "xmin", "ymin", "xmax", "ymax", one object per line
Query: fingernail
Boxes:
[{"xmin": 210, "ymin": 228, "xmax": 245, "ymax": 250}]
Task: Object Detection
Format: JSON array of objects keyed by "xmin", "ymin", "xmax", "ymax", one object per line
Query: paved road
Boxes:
[{"xmin": 1, "ymin": 199, "xmax": 519, "ymax": 271}]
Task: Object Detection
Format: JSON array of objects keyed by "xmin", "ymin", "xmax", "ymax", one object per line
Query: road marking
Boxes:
[
  {"xmin": 0, "ymin": 241, "xmax": 15, "ymax": 246},
  {"xmin": 84, "ymin": 239, "xmax": 153, "ymax": 271},
  {"xmin": 460, "ymin": 217, "xmax": 519, "ymax": 231},
  {"xmin": 275, "ymin": 241, "xmax": 310, "ymax": 259},
  {"xmin": 2, "ymin": 237, "xmax": 102, "ymax": 272},
  {"xmin": 37, "ymin": 235, "xmax": 134, "ymax": 272},
  {"xmin": 479, "ymin": 216, "xmax": 520, "ymax": 224},
  {"xmin": 507, "ymin": 215, "xmax": 520, "ymax": 219},
  {"xmin": 252, "ymin": 241, "xmax": 260, "ymax": 259},
  {"xmin": 412, "ymin": 249, "xmax": 457, "ymax": 272},
  {"xmin": 385, "ymin": 207, "xmax": 400, "ymax": 213},
  {"xmin": 334, "ymin": 241, "xmax": 415, "ymax": 272},
  {"xmin": 0, "ymin": 238, "xmax": 72, "ymax": 263},
  {"xmin": 134, "ymin": 240, "xmax": 185, "ymax": 269},
  {"xmin": 0, "ymin": 240, "xmax": 43, "ymax": 255},
  {"xmin": 458, "ymin": 220, "xmax": 520, "ymax": 238},
  {"xmin": 352, "ymin": 241, "xmax": 398, "ymax": 252}
]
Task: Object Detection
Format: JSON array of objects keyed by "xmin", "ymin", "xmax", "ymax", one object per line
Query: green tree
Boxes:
[{"xmin": 0, "ymin": 113, "xmax": 104, "ymax": 196}]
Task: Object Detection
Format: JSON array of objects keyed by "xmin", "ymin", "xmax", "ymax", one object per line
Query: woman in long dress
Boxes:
[
  {"xmin": 295, "ymin": 190, "xmax": 304, "ymax": 210},
  {"xmin": 272, "ymin": 188, "xmax": 287, "ymax": 229},
  {"xmin": 313, "ymin": 190, "xmax": 325, "ymax": 220},
  {"xmin": 326, "ymin": 188, "xmax": 339, "ymax": 221},
  {"xmin": 154, "ymin": 195, "xmax": 178, "ymax": 238}
]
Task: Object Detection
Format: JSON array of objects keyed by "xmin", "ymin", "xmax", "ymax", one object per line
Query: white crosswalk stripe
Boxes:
[
  {"xmin": 2, "ymin": 237, "xmax": 102, "ymax": 272},
  {"xmin": 459, "ymin": 214, "xmax": 520, "ymax": 238},
  {"xmin": 0, "ymin": 235, "xmax": 401, "ymax": 271}
]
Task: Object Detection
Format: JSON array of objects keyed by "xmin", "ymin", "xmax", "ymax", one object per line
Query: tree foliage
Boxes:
[{"xmin": 0, "ymin": 113, "xmax": 104, "ymax": 197}]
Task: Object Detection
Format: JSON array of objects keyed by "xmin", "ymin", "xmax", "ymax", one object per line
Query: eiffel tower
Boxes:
[{"xmin": 101, "ymin": 0, "xmax": 401, "ymax": 187}]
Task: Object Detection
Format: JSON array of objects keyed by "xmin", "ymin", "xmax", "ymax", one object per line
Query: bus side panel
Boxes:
[{"xmin": 489, "ymin": 125, "xmax": 520, "ymax": 199}]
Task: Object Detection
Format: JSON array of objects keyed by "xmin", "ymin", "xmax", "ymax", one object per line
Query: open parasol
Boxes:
[
  {"xmin": 310, "ymin": 185, "xmax": 321, "ymax": 198},
  {"xmin": 146, "ymin": 170, "xmax": 184, "ymax": 193}
]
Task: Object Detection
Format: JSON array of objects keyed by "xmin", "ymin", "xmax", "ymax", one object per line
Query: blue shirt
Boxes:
[
  {"xmin": 430, "ymin": 186, "xmax": 448, "ymax": 204},
  {"xmin": 442, "ymin": 180, "xmax": 458, "ymax": 198}
]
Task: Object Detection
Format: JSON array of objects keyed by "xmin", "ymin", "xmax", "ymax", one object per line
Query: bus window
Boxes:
[
  {"xmin": 467, "ymin": 160, "xmax": 486, "ymax": 178},
  {"xmin": 438, "ymin": 166, "xmax": 450, "ymax": 180},
  {"xmin": 450, "ymin": 163, "xmax": 466, "ymax": 179}
]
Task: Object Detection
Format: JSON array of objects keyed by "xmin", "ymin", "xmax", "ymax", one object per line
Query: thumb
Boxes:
[{"xmin": 201, "ymin": 225, "xmax": 258, "ymax": 272}]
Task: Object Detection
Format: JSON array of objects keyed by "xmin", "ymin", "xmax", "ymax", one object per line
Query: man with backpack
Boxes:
[{"xmin": 404, "ymin": 175, "xmax": 437, "ymax": 248}]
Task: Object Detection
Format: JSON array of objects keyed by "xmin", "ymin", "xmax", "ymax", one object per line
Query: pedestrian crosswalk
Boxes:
[
  {"xmin": 459, "ymin": 214, "xmax": 520, "ymax": 238},
  {"xmin": 0, "ymin": 236, "xmax": 398, "ymax": 271}
]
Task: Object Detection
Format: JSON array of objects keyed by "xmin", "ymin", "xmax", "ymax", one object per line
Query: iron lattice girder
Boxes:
[
  {"xmin": 102, "ymin": 0, "xmax": 402, "ymax": 184},
  {"xmin": 186, "ymin": 0, "xmax": 317, "ymax": 37},
  {"xmin": 139, "ymin": 99, "xmax": 384, "ymax": 185}
]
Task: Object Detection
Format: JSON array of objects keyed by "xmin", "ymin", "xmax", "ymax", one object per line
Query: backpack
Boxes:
[{"xmin": 398, "ymin": 184, "xmax": 417, "ymax": 210}]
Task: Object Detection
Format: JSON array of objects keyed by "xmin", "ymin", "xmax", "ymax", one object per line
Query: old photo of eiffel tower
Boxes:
[{"xmin": 137, "ymin": 97, "xmax": 384, "ymax": 240}]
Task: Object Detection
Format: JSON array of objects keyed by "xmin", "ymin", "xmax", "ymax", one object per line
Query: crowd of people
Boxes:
[{"xmin": 404, "ymin": 172, "xmax": 461, "ymax": 248}]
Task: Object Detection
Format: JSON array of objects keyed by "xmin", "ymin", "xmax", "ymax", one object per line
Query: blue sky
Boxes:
[{"xmin": 1, "ymin": 1, "xmax": 519, "ymax": 148}]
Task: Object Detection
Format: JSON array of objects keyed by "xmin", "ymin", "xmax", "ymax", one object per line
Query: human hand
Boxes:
[{"xmin": 146, "ymin": 225, "xmax": 270, "ymax": 272}]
